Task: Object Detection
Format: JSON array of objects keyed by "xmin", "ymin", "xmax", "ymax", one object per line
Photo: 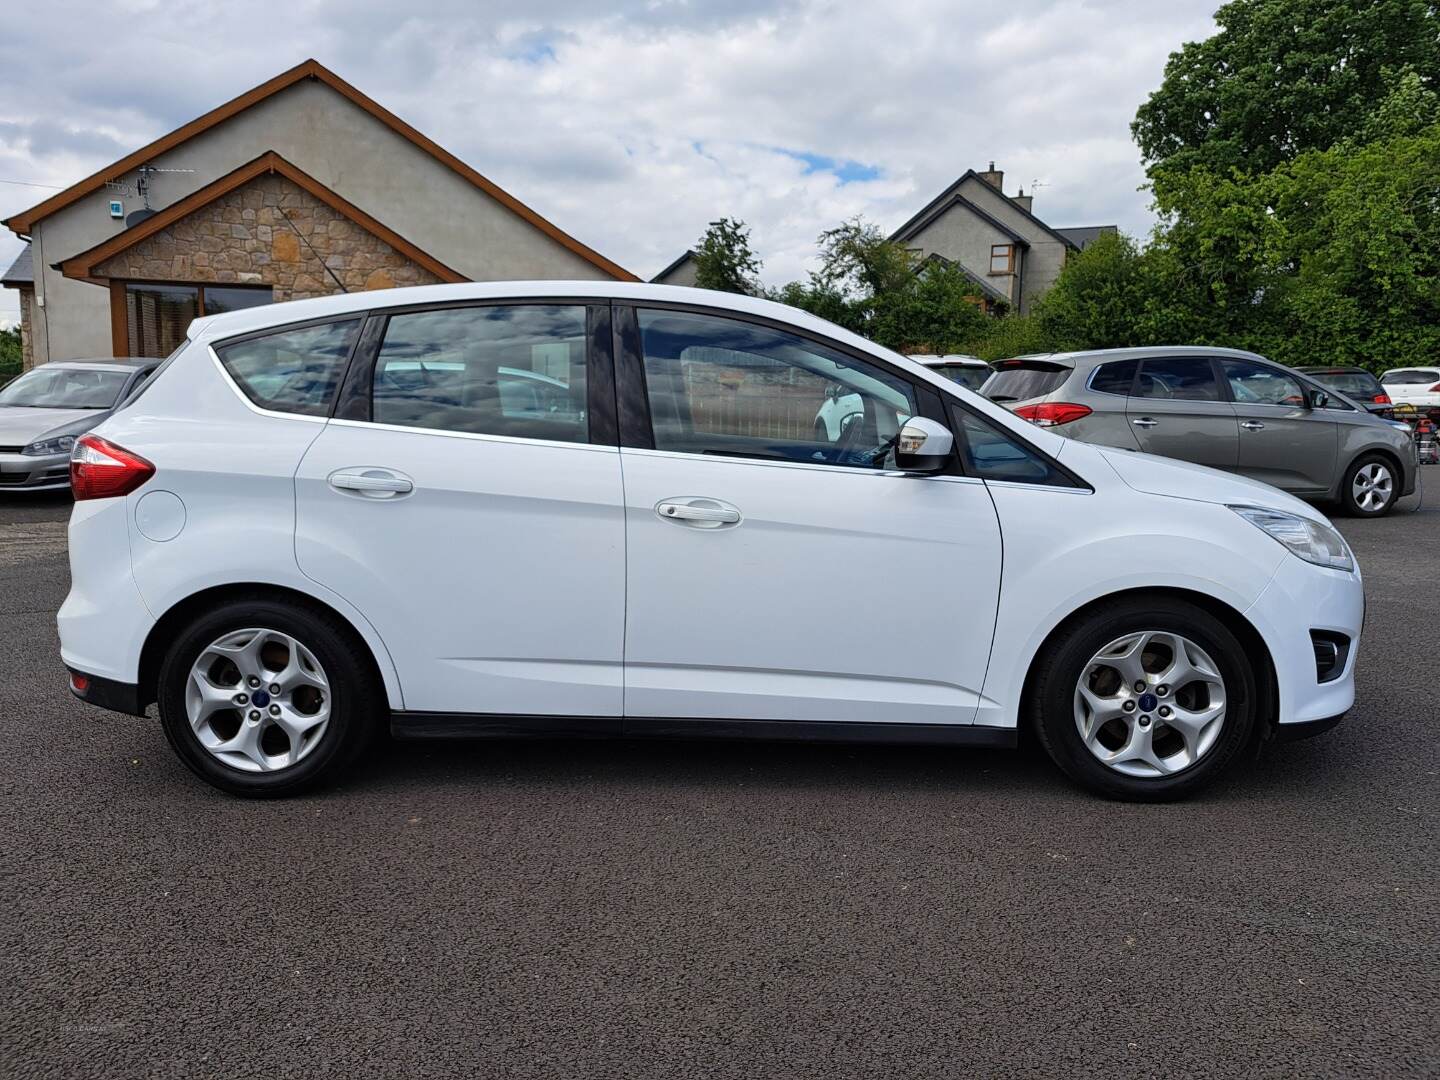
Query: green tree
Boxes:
[
  {"xmin": 0, "ymin": 326, "xmax": 21, "ymax": 383},
  {"xmin": 693, "ymin": 217, "xmax": 762, "ymax": 295},
  {"xmin": 1029, "ymin": 234, "xmax": 1157, "ymax": 352},
  {"xmin": 1134, "ymin": 0, "xmax": 1439, "ymax": 203}
]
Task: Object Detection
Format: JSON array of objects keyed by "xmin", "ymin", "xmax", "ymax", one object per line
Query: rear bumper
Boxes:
[
  {"xmin": 67, "ymin": 668, "xmax": 145, "ymax": 716},
  {"xmin": 57, "ymin": 497, "xmax": 155, "ymax": 686},
  {"xmin": 0, "ymin": 451, "xmax": 70, "ymax": 491}
]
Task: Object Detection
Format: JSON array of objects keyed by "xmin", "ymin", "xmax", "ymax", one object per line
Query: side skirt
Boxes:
[{"xmin": 390, "ymin": 712, "xmax": 1017, "ymax": 749}]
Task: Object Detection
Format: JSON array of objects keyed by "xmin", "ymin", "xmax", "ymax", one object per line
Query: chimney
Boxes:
[
  {"xmin": 978, "ymin": 161, "xmax": 1004, "ymax": 191},
  {"xmin": 1012, "ymin": 186, "xmax": 1033, "ymax": 213}
]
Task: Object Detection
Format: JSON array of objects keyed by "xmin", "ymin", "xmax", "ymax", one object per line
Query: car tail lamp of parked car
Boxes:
[
  {"xmin": 1014, "ymin": 402, "xmax": 1093, "ymax": 428},
  {"xmin": 1374, "ymin": 393, "xmax": 1392, "ymax": 404},
  {"xmin": 71, "ymin": 435, "xmax": 155, "ymax": 501}
]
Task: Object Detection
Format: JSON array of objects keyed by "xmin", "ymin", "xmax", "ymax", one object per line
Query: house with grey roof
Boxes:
[
  {"xmin": 2, "ymin": 59, "xmax": 636, "ymax": 370},
  {"xmin": 891, "ymin": 163, "xmax": 1115, "ymax": 314},
  {"xmin": 651, "ymin": 249, "xmax": 700, "ymax": 287}
]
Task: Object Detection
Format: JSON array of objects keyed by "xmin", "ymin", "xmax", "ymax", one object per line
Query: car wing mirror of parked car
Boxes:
[
  {"xmin": 894, "ymin": 416, "xmax": 954, "ymax": 472},
  {"xmin": 1308, "ymin": 389, "xmax": 1330, "ymax": 410}
]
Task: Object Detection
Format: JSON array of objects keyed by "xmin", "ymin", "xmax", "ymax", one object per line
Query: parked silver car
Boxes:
[
  {"xmin": 0, "ymin": 358, "xmax": 162, "ymax": 492},
  {"xmin": 982, "ymin": 346, "xmax": 1417, "ymax": 516}
]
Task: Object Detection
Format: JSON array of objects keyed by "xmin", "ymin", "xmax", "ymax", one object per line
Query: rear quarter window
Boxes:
[
  {"xmin": 983, "ymin": 360, "xmax": 1072, "ymax": 403},
  {"xmin": 215, "ymin": 320, "xmax": 361, "ymax": 417}
]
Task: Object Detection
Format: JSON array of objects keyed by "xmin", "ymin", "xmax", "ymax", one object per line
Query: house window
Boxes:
[
  {"xmin": 989, "ymin": 244, "xmax": 1015, "ymax": 275},
  {"xmin": 121, "ymin": 282, "xmax": 272, "ymax": 357}
]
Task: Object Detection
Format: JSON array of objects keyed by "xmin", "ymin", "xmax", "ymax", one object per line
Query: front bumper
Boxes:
[
  {"xmin": 1245, "ymin": 551, "xmax": 1364, "ymax": 730},
  {"xmin": 0, "ymin": 451, "xmax": 70, "ymax": 491}
]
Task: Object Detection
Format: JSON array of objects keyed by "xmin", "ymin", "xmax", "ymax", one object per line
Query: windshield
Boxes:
[
  {"xmin": 932, "ymin": 364, "xmax": 991, "ymax": 391},
  {"xmin": 0, "ymin": 367, "xmax": 130, "ymax": 409},
  {"xmin": 983, "ymin": 360, "xmax": 1072, "ymax": 403}
]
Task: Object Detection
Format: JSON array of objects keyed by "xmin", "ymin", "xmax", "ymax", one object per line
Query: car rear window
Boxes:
[
  {"xmin": 983, "ymin": 360, "xmax": 1071, "ymax": 403},
  {"xmin": 1381, "ymin": 369, "xmax": 1440, "ymax": 385},
  {"xmin": 1307, "ymin": 370, "xmax": 1383, "ymax": 397},
  {"xmin": 215, "ymin": 319, "xmax": 361, "ymax": 417},
  {"xmin": 931, "ymin": 364, "xmax": 990, "ymax": 392}
]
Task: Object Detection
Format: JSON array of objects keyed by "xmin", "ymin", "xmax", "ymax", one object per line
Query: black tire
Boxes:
[
  {"xmin": 157, "ymin": 597, "xmax": 382, "ymax": 797},
  {"xmin": 1339, "ymin": 452, "xmax": 1400, "ymax": 517},
  {"xmin": 1028, "ymin": 597, "xmax": 1258, "ymax": 801}
]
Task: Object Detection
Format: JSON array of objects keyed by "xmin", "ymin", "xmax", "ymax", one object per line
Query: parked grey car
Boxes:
[
  {"xmin": 982, "ymin": 346, "xmax": 1418, "ymax": 517},
  {"xmin": 0, "ymin": 358, "xmax": 162, "ymax": 492}
]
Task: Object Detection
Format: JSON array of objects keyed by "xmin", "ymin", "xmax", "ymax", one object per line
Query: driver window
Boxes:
[
  {"xmin": 636, "ymin": 309, "xmax": 917, "ymax": 468},
  {"xmin": 1220, "ymin": 359, "xmax": 1307, "ymax": 407}
]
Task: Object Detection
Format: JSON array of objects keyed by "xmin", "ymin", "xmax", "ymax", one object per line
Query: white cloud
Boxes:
[{"xmin": 0, "ymin": 0, "xmax": 1218, "ymax": 318}]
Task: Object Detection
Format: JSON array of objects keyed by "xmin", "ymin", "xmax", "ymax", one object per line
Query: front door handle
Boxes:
[
  {"xmin": 1241, "ymin": 420, "xmax": 1266, "ymax": 431},
  {"xmin": 655, "ymin": 498, "xmax": 742, "ymax": 528},
  {"xmin": 1131, "ymin": 417, "xmax": 1159, "ymax": 428},
  {"xmin": 328, "ymin": 467, "xmax": 414, "ymax": 499}
]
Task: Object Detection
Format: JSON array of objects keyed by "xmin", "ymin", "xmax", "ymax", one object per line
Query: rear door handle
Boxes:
[
  {"xmin": 328, "ymin": 467, "xmax": 414, "ymax": 499},
  {"xmin": 656, "ymin": 498, "xmax": 742, "ymax": 528},
  {"xmin": 1241, "ymin": 420, "xmax": 1266, "ymax": 431},
  {"xmin": 1131, "ymin": 417, "xmax": 1159, "ymax": 428}
]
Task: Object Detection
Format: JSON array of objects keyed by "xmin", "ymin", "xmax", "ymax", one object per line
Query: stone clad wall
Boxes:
[
  {"xmin": 18, "ymin": 289, "xmax": 35, "ymax": 369},
  {"xmin": 95, "ymin": 174, "xmax": 442, "ymax": 301}
]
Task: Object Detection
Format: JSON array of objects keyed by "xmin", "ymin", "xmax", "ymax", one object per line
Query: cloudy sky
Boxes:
[{"xmin": 0, "ymin": 0, "xmax": 1219, "ymax": 326}]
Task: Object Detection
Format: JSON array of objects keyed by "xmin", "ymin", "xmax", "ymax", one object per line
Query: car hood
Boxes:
[
  {"xmin": 0, "ymin": 407, "xmax": 103, "ymax": 446},
  {"xmin": 1085, "ymin": 444, "xmax": 1328, "ymax": 521}
]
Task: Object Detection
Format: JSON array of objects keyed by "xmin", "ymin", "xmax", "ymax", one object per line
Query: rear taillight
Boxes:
[
  {"xmin": 70, "ymin": 435, "xmax": 155, "ymax": 501},
  {"xmin": 1014, "ymin": 402, "xmax": 1092, "ymax": 427},
  {"xmin": 1374, "ymin": 393, "xmax": 1392, "ymax": 404},
  {"xmin": 1430, "ymin": 383, "xmax": 1440, "ymax": 393}
]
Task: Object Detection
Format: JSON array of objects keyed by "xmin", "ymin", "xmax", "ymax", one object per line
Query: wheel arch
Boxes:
[
  {"xmin": 136, "ymin": 583, "xmax": 401, "ymax": 713},
  {"xmin": 1339, "ymin": 444, "xmax": 1405, "ymax": 502},
  {"xmin": 1018, "ymin": 586, "xmax": 1279, "ymax": 737}
]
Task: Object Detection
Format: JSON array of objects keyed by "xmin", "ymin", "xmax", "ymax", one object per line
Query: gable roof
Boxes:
[
  {"xmin": 891, "ymin": 170, "xmax": 1080, "ymax": 251},
  {"xmin": 1056, "ymin": 225, "xmax": 1118, "ymax": 249},
  {"xmin": 1, "ymin": 244, "xmax": 32, "ymax": 287},
  {"xmin": 5, "ymin": 59, "xmax": 637, "ymax": 281},
  {"xmin": 651, "ymin": 249, "xmax": 697, "ymax": 282},
  {"xmin": 57, "ymin": 151, "xmax": 465, "ymax": 284}
]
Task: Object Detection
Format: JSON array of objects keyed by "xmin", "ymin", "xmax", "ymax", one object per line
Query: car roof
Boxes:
[
  {"xmin": 40, "ymin": 358, "xmax": 161, "ymax": 371},
  {"xmin": 1297, "ymin": 366, "xmax": 1374, "ymax": 375},
  {"xmin": 996, "ymin": 345, "xmax": 1271, "ymax": 370}
]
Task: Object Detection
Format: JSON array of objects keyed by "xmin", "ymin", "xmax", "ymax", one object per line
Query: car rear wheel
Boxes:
[
  {"xmin": 157, "ymin": 598, "xmax": 381, "ymax": 797},
  {"xmin": 1340, "ymin": 453, "xmax": 1398, "ymax": 517},
  {"xmin": 1029, "ymin": 597, "xmax": 1257, "ymax": 800}
]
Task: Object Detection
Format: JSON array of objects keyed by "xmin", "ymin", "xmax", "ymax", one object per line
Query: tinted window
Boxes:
[
  {"xmin": 637, "ymin": 309, "xmax": 916, "ymax": 469},
  {"xmin": 1305, "ymin": 370, "xmax": 1382, "ymax": 398},
  {"xmin": 1135, "ymin": 357, "xmax": 1220, "ymax": 401},
  {"xmin": 983, "ymin": 360, "xmax": 1071, "ymax": 403},
  {"xmin": 217, "ymin": 320, "xmax": 360, "ymax": 416},
  {"xmin": 0, "ymin": 366, "xmax": 130, "ymax": 409},
  {"xmin": 1221, "ymin": 359, "xmax": 1306, "ymax": 406},
  {"xmin": 371, "ymin": 305, "xmax": 588, "ymax": 443},
  {"xmin": 952, "ymin": 406, "xmax": 1077, "ymax": 487},
  {"xmin": 932, "ymin": 364, "xmax": 991, "ymax": 391},
  {"xmin": 1088, "ymin": 358, "xmax": 1139, "ymax": 396},
  {"xmin": 1381, "ymin": 368, "xmax": 1440, "ymax": 385}
]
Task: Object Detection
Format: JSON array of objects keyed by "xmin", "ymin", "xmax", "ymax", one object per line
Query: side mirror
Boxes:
[
  {"xmin": 894, "ymin": 416, "xmax": 954, "ymax": 472},
  {"xmin": 1308, "ymin": 389, "xmax": 1330, "ymax": 410}
]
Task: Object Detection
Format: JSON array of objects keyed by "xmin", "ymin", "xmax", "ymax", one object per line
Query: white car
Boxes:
[
  {"xmin": 60, "ymin": 283, "xmax": 1363, "ymax": 801},
  {"xmin": 1379, "ymin": 367, "xmax": 1440, "ymax": 409}
]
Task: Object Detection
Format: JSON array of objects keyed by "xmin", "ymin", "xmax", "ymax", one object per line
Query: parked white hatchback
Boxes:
[{"xmin": 60, "ymin": 283, "xmax": 1363, "ymax": 800}]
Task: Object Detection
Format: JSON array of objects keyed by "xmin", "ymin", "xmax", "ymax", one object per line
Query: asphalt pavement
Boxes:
[{"xmin": 2, "ymin": 487, "xmax": 1437, "ymax": 1079}]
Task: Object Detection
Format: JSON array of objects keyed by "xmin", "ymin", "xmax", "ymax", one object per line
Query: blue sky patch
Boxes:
[{"xmin": 776, "ymin": 148, "xmax": 882, "ymax": 184}]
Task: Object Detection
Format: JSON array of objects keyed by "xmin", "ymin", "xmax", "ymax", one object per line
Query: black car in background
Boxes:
[{"xmin": 1298, "ymin": 367, "xmax": 1393, "ymax": 417}]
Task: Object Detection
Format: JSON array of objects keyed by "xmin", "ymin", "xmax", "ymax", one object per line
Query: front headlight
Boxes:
[
  {"xmin": 1229, "ymin": 505, "xmax": 1354, "ymax": 572},
  {"xmin": 22, "ymin": 434, "xmax": 76, "ymax": 457}
]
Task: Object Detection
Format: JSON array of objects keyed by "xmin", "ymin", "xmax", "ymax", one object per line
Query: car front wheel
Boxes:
[
  {"xmin": 1029, "ymin": 597, "xmax": 1258, "ymax": 801},
  {"xmin": 157, "ymin": 598, "xmax": 381, "ymax": 797},
  {"xmin": 1340, "ymin": 453, "xmax": 1399, "ymax": 517}
]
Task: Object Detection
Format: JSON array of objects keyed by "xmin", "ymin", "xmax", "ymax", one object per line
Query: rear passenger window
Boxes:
[
  {"xmin": 1089, "ymin": 359, "xmax": 1138, "ymax": 396},
  {"xmin": 371, "ymin": 305, "xmax": 589, "ymax": 443},
  {"xmin": 1135, "ymin": 357, "xmax": 1220, "ymax": 401},
  {"xmin": 216, "ymin": 320, "xmax": 360, "ymax": 417}
]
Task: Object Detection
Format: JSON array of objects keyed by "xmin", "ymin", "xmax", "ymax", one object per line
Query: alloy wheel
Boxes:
[
  {"xmin": 185, "ymin": 628, "xmax": 331, "ymax": 772},
  {"xmin": 1351, "ymin": 462, "xmax": 1393, "ymax": 513},
  {"xmin": 1073, "ymin": 631, "xmax": 1226, "ymax": 778}
]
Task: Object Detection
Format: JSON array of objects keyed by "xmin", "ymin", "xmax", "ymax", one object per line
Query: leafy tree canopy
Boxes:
[{"xmin": 693, "ymin": 217, "xmax": 763, "ymax": 295}]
